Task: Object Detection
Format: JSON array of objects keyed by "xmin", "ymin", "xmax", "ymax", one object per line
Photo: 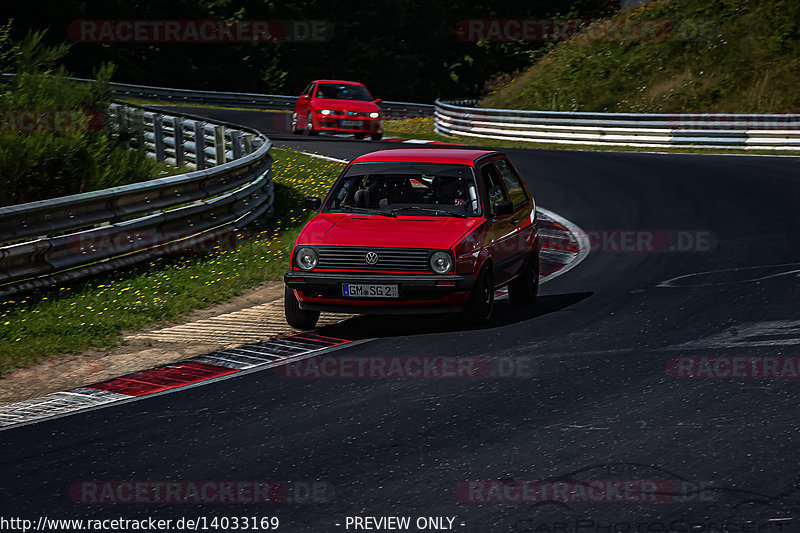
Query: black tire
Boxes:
[
  {"xmin": 463, "ymin": 265, "xmax": 494, "ymax": 325},
  {"xmin": 284, "ymin": 285, "xmax": 320, "ymax": 330},
  {"xmin": 371, "ymin": 133, "xmax": 383, "ymax": 141},
  {"xmin": 508, "ymin": 252, "xmax": 540, "ymax": 305},
  {"xmin": 354, "ymin": 133, "xmax": 366, "ymax": 140},
  {"xmin": 306, "ymin": 113, "xmax": 318, "ymax": 136}
]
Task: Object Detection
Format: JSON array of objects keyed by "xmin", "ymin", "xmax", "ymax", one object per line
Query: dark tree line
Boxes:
[{"xmin": 5, "ymin": 0, "xmax": 616, "ymax": 102}]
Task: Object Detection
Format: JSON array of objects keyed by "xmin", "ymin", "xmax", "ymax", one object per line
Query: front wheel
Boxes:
[
  {"xmin": 463, "ymin": 266, "xmax": 494, "ymax": 325},
  {"xmin": 306, "ymin": 113, "xmax": 318, "ymax": 136},
  {"xmin": 508, "ymin": 252, "xmax": 539, "ymax": 305},
  {"xmin": 284, "ymin": 285, "xmax": 320, "ymax": 330}
]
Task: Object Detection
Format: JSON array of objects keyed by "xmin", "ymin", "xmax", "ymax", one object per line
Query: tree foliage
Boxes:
[
  {"xmin": 4, "ymin": 0, "xmax": 616, "ymax": 102},
  {"xmin": 0, "ymin": 29, "xmax": 162, "ymax": 207}
]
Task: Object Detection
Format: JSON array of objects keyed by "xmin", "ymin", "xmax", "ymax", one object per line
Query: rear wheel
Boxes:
[
  {"xmin": 354, "ymin": 133, "xmax": 366, "ymax": 140},
  {"xmin": 508, "ymin": 252, "xmax": 539, "ymax": 305},
  {"xmin": 284, "ymin": 285, "xmax": 320, "ymax": 330},
  {"xmin": 371, "ymin": 133, "xmax": 383, "ymax": 141},
  {"xmin": 463, "ymin": 265, "xmax": 494, "ymax": 325},
  {"xmin": 291, "ymin": 113, "xmax": 301, "ymax": 134}
]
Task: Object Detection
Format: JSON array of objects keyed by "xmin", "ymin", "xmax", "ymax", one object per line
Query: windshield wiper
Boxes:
[
  {"xmin": 332, "ymin": 205, "xmax": 396, "ymax": 218},
  {"xmin": 389, "ymin": 206, "xmax": 467, "ymax": 218}
]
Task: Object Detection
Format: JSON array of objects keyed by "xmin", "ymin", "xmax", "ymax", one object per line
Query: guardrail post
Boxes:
[
  {"xmin": 117, "ymin": 105, "xmax": 128, "ymax": 133},
  {"xmin": 243, "ymin": 134, "xmax": 254, "ymax": 155},
  {"xmin": 194, "ymin": 121, "xmax": 206, "ymax": 170},
  {"xmin": 153, "ymin": 114, "xmax": 165, "ymax": 162},
  {"xmin": 231, "ymin": 130, "xmax": 242, "ymax": 160},
  {"xmin": 107, "ymin": 104, "xmax": 121, "ymax": 134},
  {"xmin": 213, "ymin": 125, "xmax": 225, "ymax": 166},
  {"xmin": 131, "ymin": 107, "xmax": 145, "ymax": 149},
  {"xmin": 174, "ymin": 118, "xmax": 185, "ymax": 166}
]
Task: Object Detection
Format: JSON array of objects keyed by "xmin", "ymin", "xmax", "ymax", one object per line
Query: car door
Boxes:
[
  {"xmin": 492, "ymin": 156, "xmax": 535, "ymax": 274},
  {"xmin": 295, "ymin": 83, "xmax": 314, "ymax": 127},
  {"xmin": 479, "ymin": 161, "xmax": 516, "ymax": 285}
]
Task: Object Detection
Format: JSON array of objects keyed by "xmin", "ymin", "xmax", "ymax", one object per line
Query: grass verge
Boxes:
[
  {"xmin": 0, "ymin": 148, "xmax": 346, "ymax": 374},
  {"xmin": 481, "ymin": 0, "xmax": 800, "ymax": 113}
]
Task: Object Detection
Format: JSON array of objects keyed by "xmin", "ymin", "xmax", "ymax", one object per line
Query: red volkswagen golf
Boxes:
[
  {"xmin": 284, "ymin": 148, "xmax": 540, "ymax": 329},
  {"xmin": 291, "ymin": 80, "xmax": 383, "ymax": 140}
]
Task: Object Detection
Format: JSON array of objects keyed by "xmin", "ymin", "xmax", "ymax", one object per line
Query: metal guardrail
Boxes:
[
  {"xmin": 71, "ymin": 76, "xmax": 433, "ymax": 119},
  {"xmin": 2, "ymin": 73, "xmax": 434, "ymax": 118},
  {"xmin": 435, "ymin": 99, "xmax": 800, "ymax": 150},
  {"xmin": 0, "ymin": 102, "xmax": 274, "ymax": 297}
]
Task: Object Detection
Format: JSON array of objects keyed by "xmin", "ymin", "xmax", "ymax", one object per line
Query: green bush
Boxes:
[{"xmin": 0, "ymin": 27, "xmax": 165, "ymax": 207}]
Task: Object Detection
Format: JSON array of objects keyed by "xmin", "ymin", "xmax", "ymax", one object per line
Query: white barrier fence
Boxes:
[{"xmin": 435, "ymin": 99, "xmax": 800, "ymax": 151}]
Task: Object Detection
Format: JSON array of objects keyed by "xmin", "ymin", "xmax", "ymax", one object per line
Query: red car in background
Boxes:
[
  {"xmin": 292, "ymin": 80, "xmax": 383, "ymax": 140},
  {"xmin": 284, "ymin": 148, "xmax": 541, "ymax": 329}
]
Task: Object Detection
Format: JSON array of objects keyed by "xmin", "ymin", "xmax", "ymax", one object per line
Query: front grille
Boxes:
[{"xmin": 317, "ymin": 247, "xmax": 430, "ymax": 271}]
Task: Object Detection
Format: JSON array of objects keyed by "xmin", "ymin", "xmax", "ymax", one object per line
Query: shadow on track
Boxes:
[{"xmin": 315, "ymin": 291, "xmax": 592, "ymax": 340}]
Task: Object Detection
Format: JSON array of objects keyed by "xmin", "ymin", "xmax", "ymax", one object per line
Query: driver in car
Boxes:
[{"xmin": 433, "ymin": 177, "xmax": 466, "ymax": 206}]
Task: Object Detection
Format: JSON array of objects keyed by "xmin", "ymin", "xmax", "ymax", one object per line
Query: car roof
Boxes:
[
  {"xmin": 311, "ymin": 80, "xmax": 367, "ymax": 86},
  {"xmin": 351, "ymin": 148, "xmax": 499, "ymax": 165}
]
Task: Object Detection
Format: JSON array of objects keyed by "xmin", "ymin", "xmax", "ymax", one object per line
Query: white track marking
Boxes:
[
  {"xmin": 658, "ymin": 263, "xmax": 800, "ymax": 288},
  {"xmin": 668, "ymin": 320, "xmax": 800, "ymax": 350},
  {"xmin": 537, "ymin": 207, "xmax": 590, "ymax": 283},
  {"xmin": 296, "ymin": 151, "xmax": 349, "ymax": 163}
]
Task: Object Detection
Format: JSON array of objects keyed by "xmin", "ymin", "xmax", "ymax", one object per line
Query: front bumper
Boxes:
[
  {"xmin": 317, "ymin": 117, "xmax": 381, "ymax": 133},
  {"xmin": 284, "ymin": 271, "xmax": 475, "ymax": 315}
]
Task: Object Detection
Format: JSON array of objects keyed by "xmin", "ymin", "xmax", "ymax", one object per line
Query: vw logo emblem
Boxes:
[{"xmin": 365, "ymin": 251, "xmax": 379, "ymax": 265}]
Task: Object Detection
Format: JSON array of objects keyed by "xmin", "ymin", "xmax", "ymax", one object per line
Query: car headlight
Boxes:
[
  {"xmin": 429, "ymin": 251, "xmax": 453, "ymax": 274},
  {"xmin": 319, "ymin": 109, "xmax": 332, "ymax": 115},
  {"xmin": 369, "ymin": 112, "xmax": 380, "ymax": 119},
  {"xmin": 295, "ymin": 247, "xmax": 318, "ymax": 271}
]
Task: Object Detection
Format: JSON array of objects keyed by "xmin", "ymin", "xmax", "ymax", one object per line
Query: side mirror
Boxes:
[
  {"xmin": 374, "ymin": 98, "xmax": 383, "ymax": 105},
  {"xmin": 300, "ymin": 94, "xmax": 311, "ymax": 101},
  {"xmin": 493, "ymin": 201, "xmax": 513, "ymax": 216},
  {"xmin": 305, "ymin": 196, "xmax": 321, "ymax": 210}
]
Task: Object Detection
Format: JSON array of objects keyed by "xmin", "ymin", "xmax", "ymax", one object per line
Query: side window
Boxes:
[
  {"xmin": 302, "ymin": 83, "xmax": 314, "ymax": 96},
  {"xmin": 494, "ymin": 158, "xmax": 527, "ymax": 206},
  {"xmin": 480, "ymin": 164, "xmax": 508, "ymax": 216}
]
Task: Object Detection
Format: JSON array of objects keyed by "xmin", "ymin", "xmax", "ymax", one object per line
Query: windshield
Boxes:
[
  {"xmin": 323, "ymin": 162, "xmax": 482, "ymax": 217},
  {"xmin": 314, "ymin": 83, "xmax": 373, "ymax": 101}
]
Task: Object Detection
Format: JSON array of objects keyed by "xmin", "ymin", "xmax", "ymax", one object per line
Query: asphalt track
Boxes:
[{"xmin": 1, "ymin": 107, "xmax": 799, "ymax": 532}]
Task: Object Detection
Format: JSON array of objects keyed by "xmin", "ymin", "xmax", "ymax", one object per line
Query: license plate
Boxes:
[
  {"xmin": 343, "ymin": 283, "xmax": 398, "ymax": 298},
  {"xmin": 341, "ymin": 119, "xmax": 360, "ymax": 128}
]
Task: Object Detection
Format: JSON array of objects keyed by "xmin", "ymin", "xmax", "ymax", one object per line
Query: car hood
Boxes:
[
  {"xmin": 312, "ymin": 99, "xmax": 380, "ymax": 112},
  {"xmin": 299, "ymin": 213, "xmax": 483, "ymax": 249}
]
